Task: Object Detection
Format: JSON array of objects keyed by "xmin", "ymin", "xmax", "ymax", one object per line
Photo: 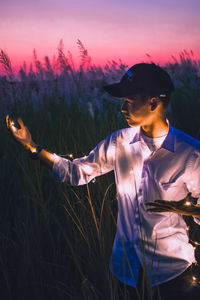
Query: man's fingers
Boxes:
[
  {"xmin": 6, "ymin": 115, "xmax": 15, "ymax": 133},
  {"xmin": 6, "ymin": 115, "xmax": 12, "ymax": 129},
  {"xmin": 17, "ymin": 118, "xmax": 24, "ymax": 128},
  {"xmin": 185, "ymin": 192, "xmax": 192, "ymax": 201}
]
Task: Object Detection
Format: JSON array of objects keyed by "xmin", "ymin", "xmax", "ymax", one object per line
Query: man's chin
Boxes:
[{"xmin": 126, "ymin": 119, "xmax": 139, "ymax": 127}]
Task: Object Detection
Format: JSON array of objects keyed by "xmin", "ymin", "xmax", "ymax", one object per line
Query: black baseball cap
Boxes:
[{"xmin": 103, "ymin": 63, "xmax": 175, "ymax": 98}]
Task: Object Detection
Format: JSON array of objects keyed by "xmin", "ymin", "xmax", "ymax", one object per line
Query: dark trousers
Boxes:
[{"xmin": 118, "ymin": 265, "xmax": 200, "ymax": 300}]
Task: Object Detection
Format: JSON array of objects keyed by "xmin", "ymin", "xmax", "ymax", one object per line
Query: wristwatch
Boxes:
[{"xmin": 29, "ymin": 145, "xmax": 43, "ymax": 160}]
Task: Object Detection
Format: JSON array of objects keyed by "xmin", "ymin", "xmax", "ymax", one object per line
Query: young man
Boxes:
[{"xmin": 6, "ymin": 63, "xmax": 200, "ymax": 299}]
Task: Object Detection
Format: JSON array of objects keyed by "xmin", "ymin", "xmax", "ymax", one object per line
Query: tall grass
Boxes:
[{"xmin": 0, "ymin": 41, "xmax": 200, "ymax": 299}]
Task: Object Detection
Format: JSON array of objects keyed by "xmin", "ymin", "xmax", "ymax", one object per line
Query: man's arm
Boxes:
[
  {"xmin": 6, "ymin": 115, "xmax": 116, "ymax": 185},
  {"xmin": 30, "ymin": 142, "xmax": 55, "ymax": 170},
  {"xmin": 51, "ymin": 135, "xmax": 116, "ymax": 185}
]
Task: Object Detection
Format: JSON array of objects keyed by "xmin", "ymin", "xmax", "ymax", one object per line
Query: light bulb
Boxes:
[{"xmin": 192, "ymin": 276, "xmax": 197, "ymax": 281}]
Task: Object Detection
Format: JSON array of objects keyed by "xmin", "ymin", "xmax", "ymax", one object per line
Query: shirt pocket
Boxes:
[
  {"xmin": 160, "ymin": 181, "xmax": 178, "ymax": 190},
  {"xmin": 159, "ymin": 179, "xmax": 187, "ymax": 200}
]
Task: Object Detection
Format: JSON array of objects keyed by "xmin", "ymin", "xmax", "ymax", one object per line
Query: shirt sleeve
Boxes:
[
  {"xmin": 185, "ymin": 150, "xmax": 200, "ymax": 225},
  {"xmin": 52, "ymin": 132, "xmax": 116, "ymax": 185}
]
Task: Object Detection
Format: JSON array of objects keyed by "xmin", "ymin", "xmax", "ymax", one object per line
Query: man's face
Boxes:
[{"xmin": 121, "ymin": 94, "xmax": 154, "ymax": 127}]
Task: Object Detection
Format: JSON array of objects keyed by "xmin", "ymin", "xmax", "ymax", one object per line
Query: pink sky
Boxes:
[{"xmin": 1, "ymin": 0, "xmax": 200, "ymax": 73}]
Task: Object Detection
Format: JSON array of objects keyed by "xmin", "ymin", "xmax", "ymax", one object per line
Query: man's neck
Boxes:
[{"xmin": 141, "ymin": 119, "xmax": 169, "ymax": 138}]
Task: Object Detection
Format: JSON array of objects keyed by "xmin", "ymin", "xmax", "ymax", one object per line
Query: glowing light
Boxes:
[
  {"xmin": 194, "ymin": 246, "xmax": 196, "ymax": 250},
  {"xmin": 10, "ymin": 121, "xmax": 16, "ymax": 132},
  {"xmin": 192, "ymin": 276, "xmax": 197, "ymax": 281},
  {"xmin": 185, "ymin": 201, "xmax": 191, "ymax": 206},
  {"xmin": 194, "ymin": 241, "xmax": 199, "ymax": 245},
  {"xmin": 92, "ymin": 178, "xmax": 96, "ymax": 183},
  {"xmin": 186, "ymin": 226, "xmax": 190, "ymax": 231},
  {"xmin": 68, "ymin": 154, "xmax": 73, "ymax": 158}
]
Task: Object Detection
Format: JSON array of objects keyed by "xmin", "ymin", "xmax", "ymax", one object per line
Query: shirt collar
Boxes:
[
  {"xmin": 161, "ymin": 119, "xmax": 175, "ymax": 152},
  {"xmin": 129, "ymin": 119, "xmax": 175, "ymax": 153}
]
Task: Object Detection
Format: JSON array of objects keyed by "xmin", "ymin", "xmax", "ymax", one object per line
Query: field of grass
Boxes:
[{"xmin": 1, "ymin": 44, "xmax": 200, "ymax": 299}]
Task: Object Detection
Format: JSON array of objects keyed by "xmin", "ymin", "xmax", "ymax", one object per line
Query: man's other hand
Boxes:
[{"xmin": 146, "ymin": 193, "xmax": 200, "ymax": 217}]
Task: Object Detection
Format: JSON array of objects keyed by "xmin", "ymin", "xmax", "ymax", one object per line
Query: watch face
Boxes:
[{"xmin": 29, "ymin": 146, "xmax": 42, "ymax": 160}]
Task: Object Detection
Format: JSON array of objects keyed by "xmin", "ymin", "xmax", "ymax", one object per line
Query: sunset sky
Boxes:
[{"xmin": 1, "ymin": 0, "xmax": 200, "ymax": 72}]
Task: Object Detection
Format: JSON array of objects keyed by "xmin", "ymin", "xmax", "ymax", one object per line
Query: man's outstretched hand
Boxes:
[
  {"xmin": 6, "ymin": 115, "xmax": 36, "ymax": 151},
  {"xmin": 6, "ymin": 115, "xmax": 55, "ymax": 169},
  {"xmin": 146, "ymin": 193, "xmax": 200, "ymax": 217}
]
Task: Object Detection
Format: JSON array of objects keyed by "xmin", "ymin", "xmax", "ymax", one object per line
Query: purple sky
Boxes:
[{"xmin": 1, "ymin": 0, "xmax": 200, "ymax": 71}]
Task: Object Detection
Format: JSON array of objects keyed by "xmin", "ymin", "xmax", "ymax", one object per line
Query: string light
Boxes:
[
  {"xmin": 190, "ymin": 239, "xmax": 200, "ymax": 246},
  {"xmin": 192, "ymin": 276, "xmax": 197, "ymax": 281},
  {"xmin": 185, "ymin": 201, "xmax": 191, "ymax": 206}
]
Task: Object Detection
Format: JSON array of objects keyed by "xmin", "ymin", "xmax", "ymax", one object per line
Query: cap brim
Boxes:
[
  {"xmin": 103, "ymin": 83, "xmax": 130, "ymax": 98},
  {"xmin": 103, "ymin": 82, "xmax": 142, "ymax": 98}
]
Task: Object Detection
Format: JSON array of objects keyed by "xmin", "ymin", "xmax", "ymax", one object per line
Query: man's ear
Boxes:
[{"xmin": 150, "ymin": 97, "xmax": 159, "ymax": 111}]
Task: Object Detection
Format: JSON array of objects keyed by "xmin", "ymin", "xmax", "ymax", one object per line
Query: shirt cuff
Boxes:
[{"xmin": 52, "ymin": 153, "xmax": 68, "ymax": 182}]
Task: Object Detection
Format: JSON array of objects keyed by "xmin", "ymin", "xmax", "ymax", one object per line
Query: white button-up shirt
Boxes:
[{"xmin": 52, "ymin": 120, "xmax": 200, "ymax": 286}]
